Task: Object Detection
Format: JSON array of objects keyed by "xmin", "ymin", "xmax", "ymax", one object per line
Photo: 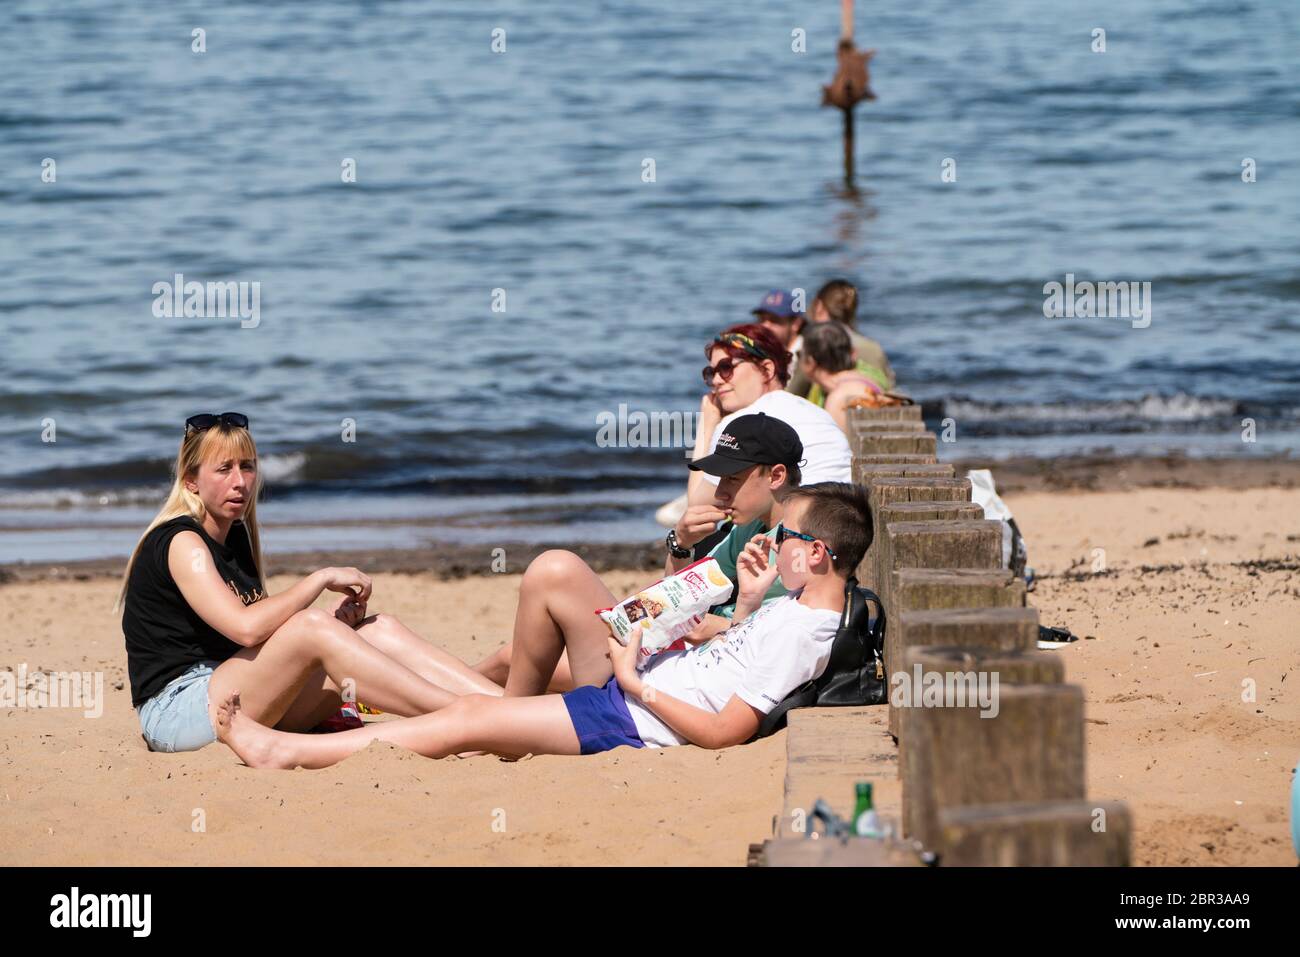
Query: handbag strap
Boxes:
[{"xmin": 845, "ymin": 576, "xmax": 886, "ymax": 658}]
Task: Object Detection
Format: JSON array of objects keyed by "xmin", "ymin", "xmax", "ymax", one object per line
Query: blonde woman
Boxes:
[{"xmin": 119, "ymin": 412, "xmax": 499, "ymax": 753}]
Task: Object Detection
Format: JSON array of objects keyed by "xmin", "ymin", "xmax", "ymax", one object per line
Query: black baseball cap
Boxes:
[{"xmin": 688, "ymin": 412, "xmax": 804, "ymax": 477}]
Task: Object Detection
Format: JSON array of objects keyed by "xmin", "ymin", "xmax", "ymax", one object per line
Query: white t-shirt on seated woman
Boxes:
[
  {"xmin": 700, "ymin": 391, "xmax": 852, "ymax": 488},
  {"xmin": 622, "ymin": 591, "xmax": 840, "ymax": 748}
]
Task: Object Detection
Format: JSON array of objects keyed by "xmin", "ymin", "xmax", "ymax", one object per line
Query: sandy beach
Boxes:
[{"xmin": 2, "ymin": 461, "xmax": 1297, "ymax": 866}]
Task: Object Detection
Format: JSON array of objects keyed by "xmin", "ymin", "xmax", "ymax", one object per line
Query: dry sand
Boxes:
[{"xmin": 2, "ymin": 473, "xmax": 1297, "ymax": 866}]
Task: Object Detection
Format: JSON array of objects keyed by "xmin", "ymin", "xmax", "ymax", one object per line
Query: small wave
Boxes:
[
  {"xmin": 0, "ymin": 485, "xmax": 166, "ymax": 510},
  {"xmin": 259, "ymin": 452, "xmax": 308, "ymax": 483},
  {"xmin": 941, "ymin": 393, "xmax": 1243, "ymax": 424}
]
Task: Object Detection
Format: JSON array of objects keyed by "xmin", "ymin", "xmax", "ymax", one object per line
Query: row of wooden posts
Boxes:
[{"xmin": 846, "ymin": 404, "xmax": 1132, "ymax": 865}]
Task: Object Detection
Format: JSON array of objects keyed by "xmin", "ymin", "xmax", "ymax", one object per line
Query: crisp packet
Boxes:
[{"xmin": 597, "ymin": 557, "xmax": 733, "ymax": 668}]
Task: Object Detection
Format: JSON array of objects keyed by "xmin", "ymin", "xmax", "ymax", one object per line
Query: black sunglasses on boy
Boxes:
[{"xmin": 774, "ymin": 524, "xmax": 837, "ymax": 562}]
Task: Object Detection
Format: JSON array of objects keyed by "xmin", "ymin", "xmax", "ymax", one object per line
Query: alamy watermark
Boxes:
[
  {"xmin": 596, "ymin": 403, "xmax": 698, "ymax": 458},
  {"xmin": 889, "ymin": 665, "xmax": 1000, "ymax": 718},
  {"xmin": 152, "ymin": 273, "xmax": 261, "ymax": 328},
  {"xmin": 50, "ymin": 887, "xmax": 151, "ymax": 937},
  {"xmin": 1, "ymin": 665, "xmax": 103, "ymax": 718},
  {"xmin": 1043, "ymin": 273, "xmax": 1151, "ymax": 329}
]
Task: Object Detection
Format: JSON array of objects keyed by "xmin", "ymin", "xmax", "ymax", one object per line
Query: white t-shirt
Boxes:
[
  {"xmin": 701, "ymin": 391, "xmax": 851, "ymax": 488},
  {"xmin": 623, "ymin": 592, "xmax": 840, "ymax": 748}
]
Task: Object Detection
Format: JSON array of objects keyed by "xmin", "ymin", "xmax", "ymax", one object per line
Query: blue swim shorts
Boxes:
[{"xmin": 561, "ymin": 678, "xmax": 645, "ymax": 755}]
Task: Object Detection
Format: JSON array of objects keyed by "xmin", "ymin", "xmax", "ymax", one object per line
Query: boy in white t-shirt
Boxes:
[{"xmin": 211, "ymin": 483, "xmax": 875, "ymax": 768}]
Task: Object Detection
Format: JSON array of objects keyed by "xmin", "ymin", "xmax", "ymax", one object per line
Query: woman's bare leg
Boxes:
[
  {"xmin": 354, "ymin": 613, "xmax": 503, "ymax": 697},
  {"xmin": 273, "ymin": 666, "xmax": 344, "ymax": 732},
  {"xmin": 269, "ymin": 612, "xmax": 503, "ymax": 732},
  {"xmin": 503, "ymin": 550, "xmax": 619, "ymax": 697},
  {"xmin": 208, "ymin": 608, "xmax": 460, "ymax": 730},
  {"xmin": 215, "ymin": 689, "xmax": 581, "ymax": 770},
  {"xmin": 473, "ymin": 643, "xmax": 575, "ymax": 693}
]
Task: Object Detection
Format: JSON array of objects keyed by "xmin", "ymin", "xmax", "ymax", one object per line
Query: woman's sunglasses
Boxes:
[
  {"xmin": 701, "ymin": 356, "xmax": 754, "ymax": 385},
  {"xmin": 185, "ymin": 412, "xmax": 249, "ymax": 435},
  {"xmin": 774, "ymin": 524, "xmax": 837, "ymax": 561}
]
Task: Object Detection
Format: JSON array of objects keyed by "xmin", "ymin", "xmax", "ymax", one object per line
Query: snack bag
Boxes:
[{"xmin": 597, "ymin": 557, "xmax": 733, "ymax": 668}]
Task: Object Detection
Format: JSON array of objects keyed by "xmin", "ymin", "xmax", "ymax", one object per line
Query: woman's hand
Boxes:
[
  {"xmin": 332, "ymin": 592, "xmax": 368, "ymax": 629},
  {"xmin": 607, "ymin": 626, "xmax": 645, "ymax": 699},
  {"xmin": 698, "ymin": 391, "xmax": 724, "ymax": 427},
  {"xmin": 319, "ymin": 566, "xmax": 372, "ymax": 603}
]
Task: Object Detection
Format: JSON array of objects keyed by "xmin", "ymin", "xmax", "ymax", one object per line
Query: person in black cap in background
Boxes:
[{"xmin": 472, "ymin": 412, "xmax": 804, "ymax": 690}]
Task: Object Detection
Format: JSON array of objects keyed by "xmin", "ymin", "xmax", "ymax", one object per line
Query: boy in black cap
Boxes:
[
  {"xmin": 474, "ymin": 413, "xmax": 804, "ymax": 688},
  {"xmin": 666, "ymin": 412, "xmax": 804, "ymax": 638}
]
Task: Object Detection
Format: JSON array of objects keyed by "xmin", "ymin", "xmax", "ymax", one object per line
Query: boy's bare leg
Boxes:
[
  {"xmin": 215, "ymin": 689, "xmax": 581, "ymax": 770},
  {"xmin": 473, "ymin": 644, "xmax": 575, "ymax": 693},
  {"xmin": 503, "ymin": 550, "xmax": 619, "ymax": 697}
]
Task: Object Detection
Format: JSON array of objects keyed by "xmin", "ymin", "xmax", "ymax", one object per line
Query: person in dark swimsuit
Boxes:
[{"xmin": 119, "ymin": 412, "xmax": 500, "ymax": 752}]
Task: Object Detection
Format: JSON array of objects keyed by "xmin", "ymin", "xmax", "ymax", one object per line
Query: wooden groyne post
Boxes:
[{"xmin": 754, "ymin": 402, "xmax": 1131, "ymax": 866}]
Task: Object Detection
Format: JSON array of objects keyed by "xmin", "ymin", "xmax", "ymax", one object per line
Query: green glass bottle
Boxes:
[{"xmin": 852, "ymin": 781, "xmax": 882, "ymax": 838}]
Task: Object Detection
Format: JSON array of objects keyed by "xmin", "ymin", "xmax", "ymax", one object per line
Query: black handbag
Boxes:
[{"xmin": 754, "ymin": 577, "xmax": 886, "ymax": 739}]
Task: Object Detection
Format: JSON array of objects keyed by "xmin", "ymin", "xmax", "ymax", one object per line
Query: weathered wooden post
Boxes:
[
  {"xmin": 860, "ymin": 501, "xmax": 984, "ymax": 592},
  {"xmin": 904, "ymin": 681, "xmax": 1086, "ymax": 852},
  {"xmin": 853, "ymin": 430, "xmax": 938, "ymax": 459},
  {"xmin": 855, "ymin": 419, "xmax": 926, "ymax": 433},
  {"xmin": 938, "ymin": 800, "xmax": 1133, "ymax": 866},
  {"xmin": 877, "ymin": 518, "xmax": 1003, "ymax": 669},
  {"xmin": 854, "ymin": 462, "xmax": 951, "ymax": 481},
  {"xmin": 858, "ymin": 476, "xmax": 973, "ymax": 593},
  {"xmin": 847, "ymin": 403, "xmax": 921, "ymax": 430},
  {"xmin": 893, "ymin": 568, "xmax": 1026, "ymax": 612},
  {"xmin": 855, "ymin": 454, "xmax": 941, "ymax": 467}
]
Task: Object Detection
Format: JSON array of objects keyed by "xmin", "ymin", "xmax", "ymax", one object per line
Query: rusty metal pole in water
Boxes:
[
  {"xmin": 841, "ymin": 0, "xmax": 855, "ymax": 184},
  {"xmin": 843, "ymin": 106, "xmax": 855, "ymax": 186},
  {"xmin": 822, "ymin": 0, "xmax": 877, "ymax": 186}
]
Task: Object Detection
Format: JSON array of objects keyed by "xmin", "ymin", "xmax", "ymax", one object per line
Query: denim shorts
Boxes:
[
  {"xmin": 138, "ymin": 660, "xmax": 219, "ymax": 752},
  {"xmin": 561, "ymin": 678, "xmax": 645, "ymax": 755}
]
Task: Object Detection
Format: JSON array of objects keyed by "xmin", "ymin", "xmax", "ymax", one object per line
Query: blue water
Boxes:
[{"xmin": 2, "ymin": 0, "xmax": 1299, "ymax": 561}]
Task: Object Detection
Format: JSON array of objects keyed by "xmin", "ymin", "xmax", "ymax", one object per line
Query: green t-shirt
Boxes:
[{"xmin": 705, "ymin": 518, "xmax": 788, "ymax": 618}]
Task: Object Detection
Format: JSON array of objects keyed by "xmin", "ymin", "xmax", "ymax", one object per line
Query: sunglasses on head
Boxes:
[
  {"xmin": 185, "ymin": 412, "xmax": 249, "ymax": 435},
  {"xmin": 774, "ymin": 524, "xmax": 837, "ymax": 561}
]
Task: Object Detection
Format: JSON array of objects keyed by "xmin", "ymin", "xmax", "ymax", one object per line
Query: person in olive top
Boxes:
[
  {"xmin": 786, "ymin": 278, "xmax": 895, "ymax": 404},
  {"xmin": 471, "ymin": 412, "xmax": 802, "ymax": 689},
  {"xmin": 119, "ymin": 413, "xmax": 500, "ymax": 753}
]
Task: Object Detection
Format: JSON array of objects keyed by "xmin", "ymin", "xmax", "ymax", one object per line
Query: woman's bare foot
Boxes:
[{"xmin": 214, "ymin": 690, "xmax": 296, "ymax": 770}]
